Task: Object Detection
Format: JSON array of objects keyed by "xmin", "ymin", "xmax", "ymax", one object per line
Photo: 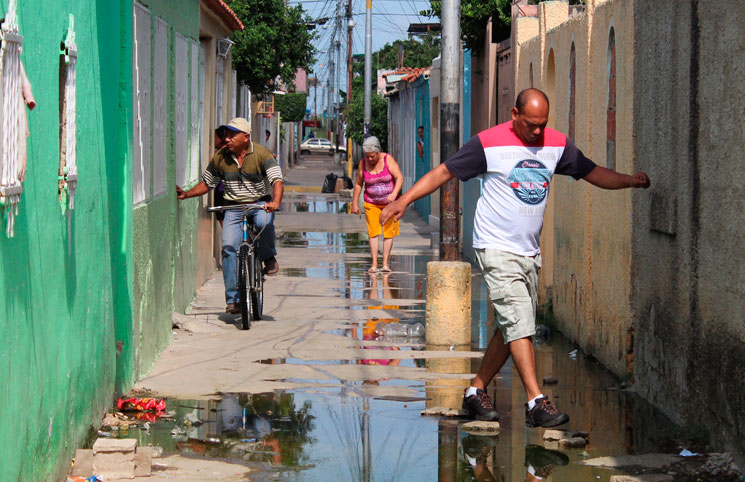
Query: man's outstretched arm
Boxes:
[
  {"xmin": 176, "ymin": 181, "xmax": 209, "ymax": 200},
  {"xmin": 380, "ymin": 163, "xmax": 455, "ymax": 224},
  {"xmin": 583, "ymin": 166, "xmax": 650, "ymax": 189}
]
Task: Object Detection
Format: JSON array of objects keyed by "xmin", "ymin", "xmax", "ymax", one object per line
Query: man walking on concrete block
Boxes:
[{"xmin": 381, "ymin": 88, "xmax": 651, "ymax": 427}]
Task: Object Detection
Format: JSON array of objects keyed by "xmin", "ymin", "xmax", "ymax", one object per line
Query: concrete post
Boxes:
[
  {"xmin": 425, "ymin": 346, "xmax": 471, "ymax": 408},
  {"xmin": 426, "ymin": 261, "xmax": 471, "ymax": 346}
]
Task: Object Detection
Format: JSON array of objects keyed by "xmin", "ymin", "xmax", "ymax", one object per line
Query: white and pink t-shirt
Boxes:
[{"xmin": 444, "ymin": 121, "xmax": 596, "ymax": 256}]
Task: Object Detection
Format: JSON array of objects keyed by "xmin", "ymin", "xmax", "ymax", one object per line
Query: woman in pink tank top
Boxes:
[{"xmin": 351, "ymin": 136, "xmax": 404, "ymax": 273}]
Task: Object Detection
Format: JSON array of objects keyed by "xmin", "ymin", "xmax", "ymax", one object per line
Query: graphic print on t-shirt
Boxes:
[{"xmin": 508, "ymin": 159, "xmax": 551, "ymax": 205}]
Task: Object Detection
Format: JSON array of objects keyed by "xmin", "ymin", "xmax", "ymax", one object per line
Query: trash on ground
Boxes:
[
  {"xmin": 679, "ymin": 449, "xmax": 698, "ymax": 457},
  {"xmin": 118, "ymin": 397, "xmax": 166, "ymax": 412},
  {"xmin": 374, "ymin": 321, "xmax": 425, "ymax": 338}
]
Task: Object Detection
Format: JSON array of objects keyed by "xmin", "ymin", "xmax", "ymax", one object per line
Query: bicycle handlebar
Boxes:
[{"xmin": 207, "ymin": 204, "xmax": 264, "ymax": 213}]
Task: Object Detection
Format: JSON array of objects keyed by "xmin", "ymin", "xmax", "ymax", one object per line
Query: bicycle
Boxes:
[{"xmin": 208, "ymin": 203, "xmax": 266, "ymax": 330}]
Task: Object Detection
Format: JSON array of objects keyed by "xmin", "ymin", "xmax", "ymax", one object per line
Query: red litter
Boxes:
[{"xmin": 117, "ymin": 397, "xmax": 166, "ymax": 412}]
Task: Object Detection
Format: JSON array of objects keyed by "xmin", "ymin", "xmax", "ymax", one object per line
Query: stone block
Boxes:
[
  {"xmin": 93, "ymin": 438, "xmax": 137, "ymax": 479},
  {"xmin": 420, "ymin": 406, "xmax": 464, "ymax": 417},
  {"xmin": 543, "ymin": 429, "xmax": 589, "ymax": 441},
  {"xmin": 610, "ymin": 475, "xmax": 674, "ymax": 482},
  {"xmin": 559, "ymin": 436, "xmax": 589, "ymax": 448},
  {"xmin": 462, "ymin": 420, "xmax": 501, "ymax": 436},
  {"xmin": 71, "ymin": 449, "xmax": 93, "ymax": 476},
  {"xmin": 134, "ymin": 446, "xmax": 153, "ymax": 477}
]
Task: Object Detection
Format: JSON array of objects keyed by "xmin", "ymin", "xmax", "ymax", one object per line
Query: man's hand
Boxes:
[
  {"xmin": 630, "ymin": 172, "xmax": 651, "ymax": 189},
  {"xmin": 350, "ymin": 204, "xmax": 360, "ymax": 215},
  {"xmin": 264, "ymin": 201, "xmax": 280, "ymax": 213},
  {"xmin": 381, "ymin": 198, "xmax": 408, "ymax": 224},
  {"xmin": 176, "ymin": 186, "xmax": 187, "ymax": 200}
]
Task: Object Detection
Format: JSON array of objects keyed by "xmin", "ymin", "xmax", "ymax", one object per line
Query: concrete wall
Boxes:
[
  {"xmin": 0, "ymin": 1, "xmax": 132, "ymax": 479},
  {"xmin": 130, "ymin": 0, "xmax": 202, "ymax": 381},
  {"xmin": 514, "ymin": 0, "xmax": 635, "ymax": 376},
  {"xmin": 632, "ymin": 0, "xmax": 745, "ymax": 465}
]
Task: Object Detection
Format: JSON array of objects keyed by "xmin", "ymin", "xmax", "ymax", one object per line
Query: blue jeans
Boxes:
[{"xmin": 222, "ymin": 203, "xmax": 276, "ymax": 304}]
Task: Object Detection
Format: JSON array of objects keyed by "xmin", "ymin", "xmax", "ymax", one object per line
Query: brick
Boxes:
[
  {"xmin": 134, "ymin": 447, "xmax": 153, "ymax": 477},
  {"xmin": 92, "ymin": 438, "xmax": 137, "ymax": 454},
  {"xmin": 93, "ymin": 438, "xmax": 137, "ymax": 479}
]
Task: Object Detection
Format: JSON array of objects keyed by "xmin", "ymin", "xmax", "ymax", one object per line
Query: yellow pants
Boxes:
[{"xmin": 364, "ymin": 202, "xmax": 400, "ymax": 238}]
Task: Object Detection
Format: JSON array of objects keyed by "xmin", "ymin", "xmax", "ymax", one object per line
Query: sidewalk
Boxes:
[{"xmin": 282, "ymin": 152, "xmax": 350, "ymax": 192}]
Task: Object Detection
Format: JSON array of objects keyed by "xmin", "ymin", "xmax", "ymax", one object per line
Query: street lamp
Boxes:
[{"xmin": 216, "ymin": 37, "xmax": 233, "ymax": 58}]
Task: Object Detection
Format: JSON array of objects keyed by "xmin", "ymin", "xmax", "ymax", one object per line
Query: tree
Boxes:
[
  {"xmin": 229, "ymin": 0, "xmax": 316, "ymax": 94},
  {"xmin": 375, "ymin": 33, "xmax": 441, "ymax": 70},
  {"xmin": 274, "ymin": 93, "xmax": 307, "ymax": 123},
  {"xmin": 422, "ymin": 0, "xmax": 583, "ymax": 53},
  {"xmin": 421, "ymin": 0, "xmax": 512, "ymax": 53},
  {"xmin": 353, "ymin": 33, "xmax": 441, "ymax": 76},
  {"xmin": 345, "ymin": 76, "xmax": 387, "ymax": 152}
]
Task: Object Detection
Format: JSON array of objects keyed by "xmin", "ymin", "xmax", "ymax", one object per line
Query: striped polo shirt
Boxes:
[{"xmin": 201, "ymin": 142, "xmax": 283, "ymax": 203}]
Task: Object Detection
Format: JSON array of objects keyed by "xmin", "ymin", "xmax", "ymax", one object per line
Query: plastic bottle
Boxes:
[{"xmin": 406, "ymin": 322, "xmax": 425, "ymax": 338}]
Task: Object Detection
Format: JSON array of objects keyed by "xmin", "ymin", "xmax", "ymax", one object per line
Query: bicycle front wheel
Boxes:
[
  {"xmin": 251, "ymin": 252, "xmax": 263, "ymax": 320},
  {"xmin": 238, "ymin": 244, "xmax": 252, "ymax": 330}
]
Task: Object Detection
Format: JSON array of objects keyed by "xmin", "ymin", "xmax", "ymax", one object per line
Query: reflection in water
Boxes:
[{"xmin": 126, "ymin": 205, "xmax": 685, "ymax": 480}]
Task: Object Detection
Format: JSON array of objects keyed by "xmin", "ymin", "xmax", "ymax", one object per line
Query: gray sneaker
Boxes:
[{"xmin": 462, "ymin": 388, "xmax": 500, "ymax": 421}]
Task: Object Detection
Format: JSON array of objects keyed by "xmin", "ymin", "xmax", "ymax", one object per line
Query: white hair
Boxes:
[{"xmin": 362, "ymin": 136, "xmax": 381, "ymax": 153}]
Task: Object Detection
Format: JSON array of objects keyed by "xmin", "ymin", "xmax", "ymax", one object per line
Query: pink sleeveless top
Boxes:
[{"xmin": 362, "ymin": 154, "xmax": 395, "ymax": 205}]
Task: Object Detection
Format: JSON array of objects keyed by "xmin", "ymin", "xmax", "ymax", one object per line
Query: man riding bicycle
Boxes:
[{"xmin": 176, "ymin": 117, "xmax": 284, "ymax": 314}]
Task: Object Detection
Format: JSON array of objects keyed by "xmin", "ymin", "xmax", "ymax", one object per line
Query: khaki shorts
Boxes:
[{"xmin": 474, "ymin": 248, "xmax": 541, "ymax": 344}]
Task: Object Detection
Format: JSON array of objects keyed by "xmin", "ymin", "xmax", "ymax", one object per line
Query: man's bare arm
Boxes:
[
  {"xmin": 176, "ymin": 181, "xmax": 209, "ymax": 200},
  {"xmin": 380, "ymin": 164, "xmax": 455, "ymax": 224},
  {"xmin": 583, "ymin": 166, "xmax": 650, "ymax": 190}
]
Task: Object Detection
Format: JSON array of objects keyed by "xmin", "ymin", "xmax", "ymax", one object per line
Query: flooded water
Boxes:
[{"xmin": 111, "ymin": 195, "xmax": 683, "ymax": 481}]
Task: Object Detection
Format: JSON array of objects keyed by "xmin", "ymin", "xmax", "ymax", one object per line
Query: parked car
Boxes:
[{"xmin": 300, "ymin": 138, "xmax": 346, "ymax": 156}]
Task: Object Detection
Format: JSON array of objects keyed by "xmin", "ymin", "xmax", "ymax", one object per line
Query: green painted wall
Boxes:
[
  {"xmin": 131, "ymin": 0, "xmax": 201, "ymax": 380},
  {"xmin": 0, "ymin": 1, "xmax": 133, "ymax": 480}
]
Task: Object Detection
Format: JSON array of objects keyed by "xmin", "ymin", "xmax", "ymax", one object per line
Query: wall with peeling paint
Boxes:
[
  {"xmin": 632, "ymin": 0, "xmax": 745, "ymax": 468},
  {"xmin": 514, "ymin": 0, "xmax": 636, "ymax": 378},
  {"xmin": 130, "ymin": 0, "xmax": 202, "ymax": 381},
  {"xmin": 0, "ymin": 1, "xmax": 133, "ymax": 480}
]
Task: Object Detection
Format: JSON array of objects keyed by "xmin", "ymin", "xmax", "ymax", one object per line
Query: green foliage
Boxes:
[
  {"xmin": 274, "ymin": 93, "xmax": 307, "ymax": 123},
  {"xmin": 421, "ymin": 0, "xmax": 512, "ymax": 53},
  {"xmin": 353, "ymin": 34, "xmax": 440, "ymax": 76},
  {"xmin": 229, "ymin": 0, "xmax": 316, "ymax": 94},
  {"xmin": 345, "ymin": 76, "xmax": 388, "ymax": 152},
  {"xmin": 375, "ymin": 33, "xmax": 441, "ymax": 70}
]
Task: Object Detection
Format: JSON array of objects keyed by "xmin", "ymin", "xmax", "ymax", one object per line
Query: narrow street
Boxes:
[{"xmin": 101, "ymin": 155, "xmax": 687, "ymax": 481}]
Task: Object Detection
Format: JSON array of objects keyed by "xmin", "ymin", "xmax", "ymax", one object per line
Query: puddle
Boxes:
[
  {"xmin": 111, "ymin": 208, "xmax": 686, "ymax": 480},
  {"xmin": 108, "ymin": 332, "xmax": 680, "ymax": 481}
]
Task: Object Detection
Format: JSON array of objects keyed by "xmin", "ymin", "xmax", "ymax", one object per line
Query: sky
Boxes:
[{"xmin": 287, "ymin": 0, "xmax": 437, "ymax": 116}]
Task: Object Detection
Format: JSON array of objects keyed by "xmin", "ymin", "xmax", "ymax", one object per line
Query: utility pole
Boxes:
[
  {"xmin": 439, "ymin": 0, "xmax": 461, "ymax": 260},
  {"xmin": 346, "ymin": 0, "xmax": 354, "ymax": 177},
  {"xmin": 363, "ymin": 0, "xmax": 372, "ymax": 137},
  {"xmin": 328, "ymin": 49, "xmax": 335, "ymax": 141},
  {"xmin": 335, "ymin": 0, "xmax": 342, "ymax": 159}
]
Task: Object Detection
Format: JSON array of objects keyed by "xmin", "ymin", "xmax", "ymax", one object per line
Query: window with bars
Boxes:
[
  {"xmin": 59, "ymin": 14, "xmax": 78, "ymax": 210},
  {"xmin": 0, "ymin": 0, "xmax": 25, "ymax": 237}
]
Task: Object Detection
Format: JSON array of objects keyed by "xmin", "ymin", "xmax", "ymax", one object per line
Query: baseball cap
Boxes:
[{"xmin": 221, "ymin": 117, "xmax": 251, "ymax": 134}]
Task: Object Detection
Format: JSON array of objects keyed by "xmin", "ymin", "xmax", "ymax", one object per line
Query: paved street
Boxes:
[{"xmin": 103, "ymin": 155, "xmax": 687, "ymax": 481}]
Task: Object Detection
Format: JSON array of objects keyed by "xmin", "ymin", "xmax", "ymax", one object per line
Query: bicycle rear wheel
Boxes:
[
  {"xmin": 250, "ymin": 252, "xmax": 263, "ymax": 320},
  {"xmin": 238, "ymin": 244, "xmax": 252, "ymax": 330}
]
